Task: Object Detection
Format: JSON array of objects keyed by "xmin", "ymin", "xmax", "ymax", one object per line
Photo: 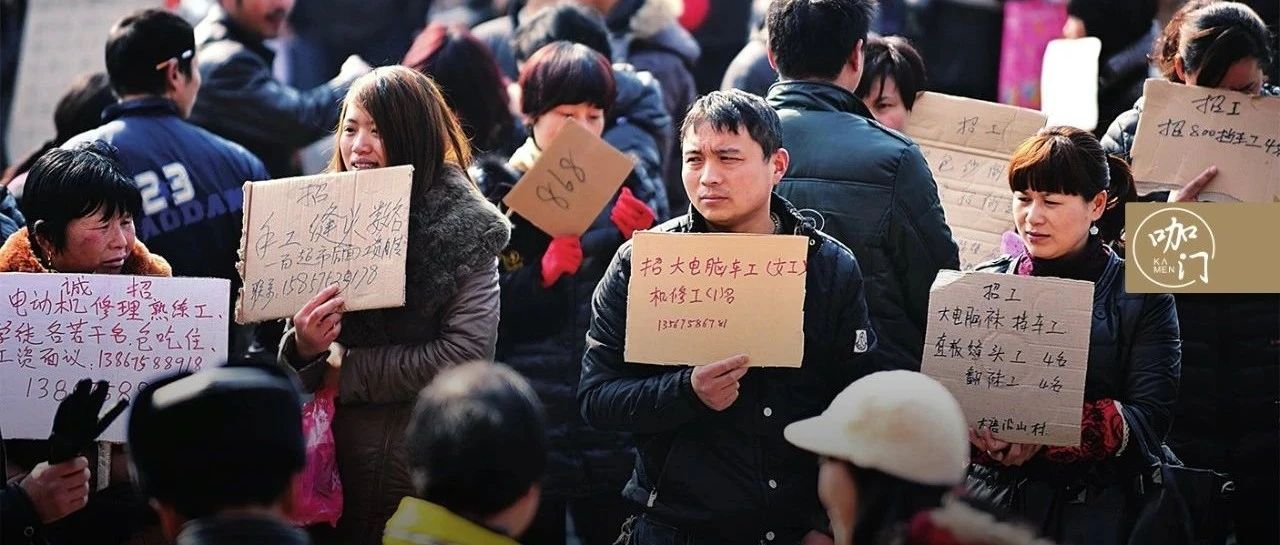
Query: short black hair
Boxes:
[
  {"xmin": 128, "ymin": 364, "xmax": 305, "ymax": 520},
  {"xmin": 105, "ymin": 8, "xmax": 196, "ymax": 96},
  {"xmin": 855, "ymin": 35, "xmax": 927, "ymax": 110},
  {"xmin": 767, "ymin": 0, "xmax": 878, "ymax": 81},
  {"xmin": 21, "ymin": 141, "xmax": 142, "ymax": 251},
  {"xmin": 406, "ymin": 362, "xmax": 547, "ymax": 518},
  {"xmin": 681, "ymin": 89, "xmax": 783, "ymax": 158},
  {"xmin": 512, "ymin": 2, "xmax": 612, "ymax": 63},
  {"xmin": 519, "ymin": 41, "xmax": 617, "ymax": 121}
]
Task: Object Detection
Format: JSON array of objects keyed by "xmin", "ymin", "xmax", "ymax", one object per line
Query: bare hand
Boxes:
[
  {"xmin": 970, "ymin": 429, "xmax": 1042, "ymax": 466},
  {"xmin": 802, "ymin": 530, "xmax": 835, "ymax": 545},
  {"xmin": 294, "ymin": 284, "xmax": 344, "ymax": 361},
  {"xmin": 691, "ymin": 355, "xmax": 750, "ymax": 411},
  {"xmin": 1169, "ymin": 165, "xmax": 1217, "ymax": 202},
  {"xmin": 20, "ymin": 457, "xmax": 90, "ymax": 523}
]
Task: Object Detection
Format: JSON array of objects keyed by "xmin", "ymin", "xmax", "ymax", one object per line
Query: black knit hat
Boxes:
[{"xmin": 127, "ymin": 364, "xmax": 305, "ymax": 518}]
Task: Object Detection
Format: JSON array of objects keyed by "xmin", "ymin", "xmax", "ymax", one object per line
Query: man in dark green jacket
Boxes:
[{"xmin": 765, "ymin": 0, "xmax": 959, "ymax": 372}]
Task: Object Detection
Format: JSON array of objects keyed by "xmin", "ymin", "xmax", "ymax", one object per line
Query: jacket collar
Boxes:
[
  {"xmin": 103, "ymin": 97, "xmax": 181, "ymax": 123},
  {"xmin": 175, "ymin": 514, "xmax": 308, "ymax": 545},
  {"xmin": 199, "ymin": 6, "xmax": 275, "ymax": 64},
  {"xmin": 0, "ymin": 228, "xmax": 172, "ymax": 276},
  {"xmin": 767, "ymin": 79, "xmax": 874, "ymax": 120},
  {"xmin": 677, "ymin": 193, "xmax": 812, "ymax": 237},
  {"xmin": 384, "ymin": 497, "xmax": 521, "ymax": 545}
]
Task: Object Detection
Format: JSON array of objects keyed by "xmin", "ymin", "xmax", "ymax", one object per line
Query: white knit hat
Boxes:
[{"xmin": 784, "ymin": 371, "xmax": 969, "ymax": 486}]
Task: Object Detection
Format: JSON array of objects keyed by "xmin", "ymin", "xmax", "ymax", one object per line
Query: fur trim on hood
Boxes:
[
  {"xmin": 0, "ymin": 227, "xmax": 172, "ymax": 276},
  {"xmin": 628, "ymin": 0, "xmax": 682, "ymax": 39}
]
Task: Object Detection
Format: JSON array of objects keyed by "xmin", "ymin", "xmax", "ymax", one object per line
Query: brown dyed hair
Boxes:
[
  {"xmin": 1154, "ymin": 1, "xmax": 1271, "ymax": 87},
  {"xmin": 518, "ymin": 41, "xmax": 616, "ymax": 122},
  {"xmin": 1007, "ymin": 126, "xmax": 1136, "ymax": 244},
  {"xmin": 328, "ymin": 66, "xmax": 473, "ymax": 193}
]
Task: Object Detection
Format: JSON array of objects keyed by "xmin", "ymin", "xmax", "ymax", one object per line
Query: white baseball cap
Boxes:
[{"xmin": 784, "ymin": 371, "xmax": 969, "ymax": 486}]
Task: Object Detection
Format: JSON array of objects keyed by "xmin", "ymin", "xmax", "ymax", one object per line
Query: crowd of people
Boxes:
[{"xmin": 0, "ymin": 1, "xmax": 1276, "ymax": 545}]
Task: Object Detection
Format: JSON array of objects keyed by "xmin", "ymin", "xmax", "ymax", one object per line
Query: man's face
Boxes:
[
  {"xmin": 224, "ymin": 0, "xmax": 294, "ymax": 40},
  {"xmin": 681, "ymin": 122, "xmax": 787, "ymax": 233}
]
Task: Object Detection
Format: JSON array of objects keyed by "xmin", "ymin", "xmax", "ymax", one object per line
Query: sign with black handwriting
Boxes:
[
  {"xmin": 1131, "ymin": 79, "xmax": 1280, "ymax": 202},
  {"xmin": 921, "ymin": 271, "xmax": 1093, "ymax": 446},
  {"xmin": 236, "ymin": 165, "xmax": 413, "ymax": 323},
  {"xmin": 0, "ymin": 273, "xmax": 230, "ymax": 441},
  {"xmin": 625, "ymin": 232, "xmax": 807, "ymax": 367},
  {"xmin": 503, "ymin": 121, "xmax": 635, "ymax": 236},
  {"xmin": 904, "ymin": 93, "xmax": 1048, "ymax": 269}
]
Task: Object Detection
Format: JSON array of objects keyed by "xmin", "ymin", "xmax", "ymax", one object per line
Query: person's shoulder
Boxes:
[{"xmin": 185, "ymin": 122, "xmax": 269, "ymax": 176}]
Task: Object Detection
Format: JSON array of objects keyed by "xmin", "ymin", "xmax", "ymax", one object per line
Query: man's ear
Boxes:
[
  {"xmin": 766, "ymin": 47, "xmax": 778, "ymax": 72},
  {"xmin": 164, "ymin": 61, "xmax": 183, "ymax": 96},
  {"xmin": 848, "ymin": 39, "xmax": 864, "ymax": 75},
  {"xmin": 771, "ymin": 148, "xmax": 790, "ymax": 185}
]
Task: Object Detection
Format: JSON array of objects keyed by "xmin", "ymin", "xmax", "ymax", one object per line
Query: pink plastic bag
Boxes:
[
  {"xmin": 998, "ymin": 0, "xmax": 1069, "ymax": 108},
  {"xmin": 290, "ymin": 386, "xmax": 343, "ymax": 527}
]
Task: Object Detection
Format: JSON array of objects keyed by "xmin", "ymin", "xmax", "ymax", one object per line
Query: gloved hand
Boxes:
[
  {"xmin": 48, "ymin": 379, "xmax": 128, "ymax": 464},
  {"xmin": 611, "ymin": 187, "xmax": 656, "ymax": 240},
  {"xmin": 541, "ymin": 236, "xmax": 583, "ymax": 288}
]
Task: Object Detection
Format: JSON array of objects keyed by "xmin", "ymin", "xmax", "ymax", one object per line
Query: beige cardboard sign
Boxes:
[
  {"xmin": 625, "ymin": 232, "xmax": 807, "ymax": 367},
  {"xmin": 236, "ymin": 166, "xmax": 413, "ymax": 323},
  {"xmin": 904, "ymin": 93, "xmax": 1048, "ymax": 268},
  {"xmin": 1131, "ymin": 79, "xmax": 1280, "ymax": 202},
  {"xmin": 921, "ymin": 271, "xmax": 1094, "ymax": 446},
  {"xmin": 0, "ymin": 273, "xmax": 230, "ymax": 441},
  {"xmin": 503, "ymin": 122, "xmax": 635, "ymax": 236},
  {"xmin": 1125, "ymin": 203, "xmax": 1280, "ymax": 293}
]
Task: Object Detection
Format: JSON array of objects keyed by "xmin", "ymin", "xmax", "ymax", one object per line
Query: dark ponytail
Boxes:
[
  {"xmin": 1155, "ymin": 1, "xmax": 1272, "ymax": 87},
  {"xmin": 1096, "ymin": 155, "xmax": 1137, "ymax": 249}
]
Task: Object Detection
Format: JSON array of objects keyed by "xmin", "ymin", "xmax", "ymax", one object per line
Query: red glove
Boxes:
[
  {"xmin": 611, "ymin": 187, "xmax": 656, "ymax": 240},
  {"xmin": 541, "ymin": 236, "xmax": 583, "ymax": 287},
  {"xmin": 1042, "ymin": 398, "xmax": 1126, "ymax": 464}
]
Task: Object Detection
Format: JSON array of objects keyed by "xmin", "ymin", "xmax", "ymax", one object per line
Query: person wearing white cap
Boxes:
[{"xmin": 786, "ymin": 371, "xmax": 1053, "ymax": 545}]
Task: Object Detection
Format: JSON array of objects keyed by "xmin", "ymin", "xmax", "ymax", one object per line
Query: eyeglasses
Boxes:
[{"xmin": 154, "ymin": 49, "xmax": 194, "ymax": 71}]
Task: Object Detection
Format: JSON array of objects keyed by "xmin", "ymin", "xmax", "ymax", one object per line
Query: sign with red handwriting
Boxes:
[
  {"xmin": 0, "ymin": 273, "xmax": 230, "ymax": 441},
  {"xmin": 921, "ymin": 271, "xmax": 1093, "ymax": 446},
  {"xmin": 503, "ymin": 121, "xmax": 634, "ymax": 237},
  {"xmin": 625, "ymin": 232, "xmax": 807, "ymax": 367}
]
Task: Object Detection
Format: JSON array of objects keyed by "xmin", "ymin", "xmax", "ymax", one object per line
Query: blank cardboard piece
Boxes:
[
  {"xmin": 625, "ymin": 232, "xmax": 807, "ymax": 367},
  {"xmin": 1041, "ymin": 37, "xmax": 1101, "ymax": 131},
  {"xmin": 905, "ymin": 93, "xmax": 1049, "ymax": 268},
  {"xmin": 0, "ymin": 273, "xmax": 230, "ymax": 442},
  {"xmin": 921, "ymin": 270, "xmax": 1094, "ymax": 446},
  {"xmin": 503, "ymin": 122, "xmax": 635, "ymax": 236},
  {"xmin": 236, "ymin": 165, "xmax": 413, "ymax": 323},
  {"xmin": 1131, "ymin": 79, "xmax": 1280, "ymax": 202}
]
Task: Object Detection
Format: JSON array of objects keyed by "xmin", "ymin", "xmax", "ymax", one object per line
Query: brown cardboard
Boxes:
[
  {"xmin": 920, "ymin": 271, "xmax": 1094, "ymax": 446},
  {"xmin": 625, "ymin": 232, "xmax": 807, "ymax": 367},
  {"xmin": 904, "ymin": 93, "xmax": 1049, "ymax": 269},
  {"xmin": 503, "ymin": 122, "xmax": 635, "ymax": 236},
  {"xmin": 1131, "ymin": 79, "xmax": 1280, "ymax": 203},
  {"xmin": 1125, "ymin": 203, "xmax": 1280, "ymax": 293},
  {"xmin": 235, "ymin": 165, "xmax": 413, "ymax": 323}
]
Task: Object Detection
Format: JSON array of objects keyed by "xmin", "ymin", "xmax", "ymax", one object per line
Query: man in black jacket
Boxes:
[
  {"xmin": 766, "ymin": 0, "xmax": 959, "ymax": 373},
  {"xmin": 579, "ymin": 89, "xmax": 877, "ymax": 544}
]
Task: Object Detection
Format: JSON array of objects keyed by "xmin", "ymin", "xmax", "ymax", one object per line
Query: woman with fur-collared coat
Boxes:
[{"xmin": 278, "ymin": 67, "xmax": 510, "ymax": 545}]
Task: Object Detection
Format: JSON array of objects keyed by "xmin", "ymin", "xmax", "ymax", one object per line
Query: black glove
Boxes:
[{"xmin": 48, "ymin": 379, "xmax": 128, "ymax": 463}]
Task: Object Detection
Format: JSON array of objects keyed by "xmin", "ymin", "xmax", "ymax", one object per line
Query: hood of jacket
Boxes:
[{"xmin": 609, "ymin": 0, "xmax": 699, "ymax": 64}]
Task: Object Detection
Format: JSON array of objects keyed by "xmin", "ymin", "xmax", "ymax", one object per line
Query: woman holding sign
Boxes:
[
  {"xmin": 470, "ymin": 41, "xmax": 663, "ymax": 545},
  {"xmin": 280, "ymin": 66, "xmax": 511, "ymax": 545},
  {"xmin": 966, "ymin": 127, "xmax": 1181, "ymax": 545},
  {"xmin": 0, "ymin": 141, "xmax": 171, "ymax": 545}
]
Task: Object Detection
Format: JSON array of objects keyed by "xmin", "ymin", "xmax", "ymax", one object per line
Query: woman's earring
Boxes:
[{"xmin": 1089, "ymin": 224, "xmax": 1100, "ymax": 236}]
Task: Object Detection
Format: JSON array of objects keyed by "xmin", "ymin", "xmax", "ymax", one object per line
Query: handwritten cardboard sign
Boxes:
[
  {"xmin": 625, "ymin": 232, "xmax": 807, "ymax": 367},
  {"xmin": 1040, "ymin": 37, "xmax": 1101, "ymax": 131},
  {"xmin": 0, "ymin": 273, "xmax": 230, "ymax": 442},
  {"xmin": 503, "ymin": 122, "xmax": 635, "ymax": 236},
  {"xmin": 236, "ymin": 165, "xmax": 413, "ymax": 323},
  {"xmin": 6, "ymin": 0, "xmax": 152, "ymax": 160},
  {"xmin": 921, "ymin": 271, "xmax": 1093, "ymax": 446},
  {"xmin": 904, "ymin": 93, "xmax": 1048, "ymax": 268},
  {"xmin": 1131, "ymin": 79, "xmax": 1280, "ymax": 202}
]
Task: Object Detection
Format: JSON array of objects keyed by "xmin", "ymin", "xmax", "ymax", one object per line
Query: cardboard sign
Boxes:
[
  {"xmin": 0, "ymin": 273, "xmax": 230, "ymax": 442},
  {"xmin": 1131, "ymin": 79, "xmax": 1280, "ymax": 202},
  {"xmin": 921, "ymin": 271, "xmax": 1093, "ymax": 446},
  {"xmin": 6, "ymin": 0, "xmax": 153, "ymax": 160},
  {"xmin": 236, "ymin": 165, "xmax": 413, "ymax": 323},
  {"xmin": 904, "ymin": 93, "xmax": 1048, "ymax": 269},
  {"xmin": 625, "ymin": 232, "xmax": 807, "ymax": 367},
  {"xmin": 1041, "ymin": 37, "xmax": 1101, "ymax": 131},
  {"xmin": 503, "ymin": 122, "xmax": 635, "ymax": 236}
]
